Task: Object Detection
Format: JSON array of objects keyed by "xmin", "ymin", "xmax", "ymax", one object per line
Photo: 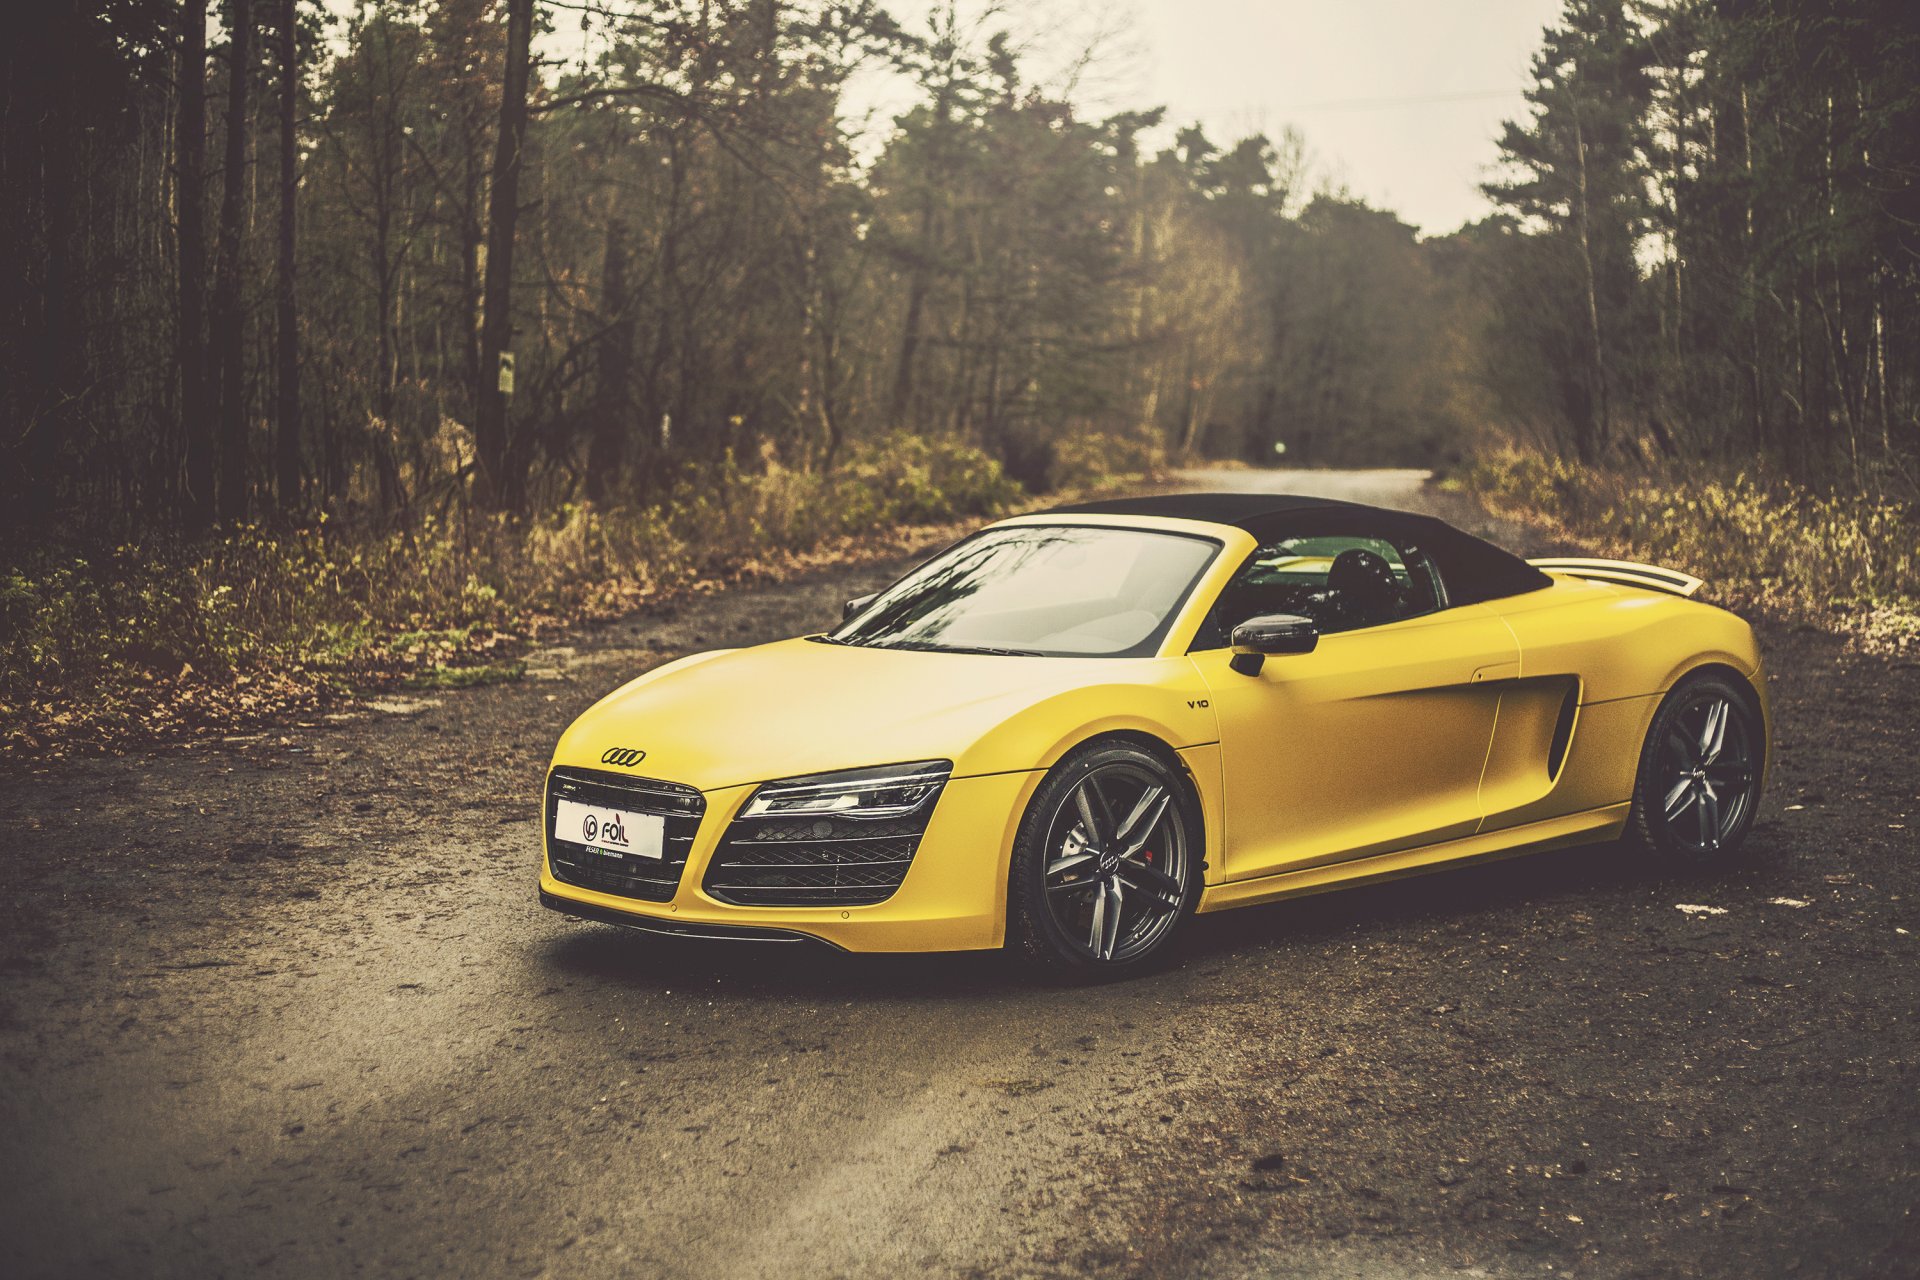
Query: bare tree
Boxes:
[
  {"xmin": 212, "ymin": 0, "xmax": 253, "ymax": 522},
  {"xmin": 273, "ymin": 0, "xmax": 300, "ymax": 512},
  {"xmin": 177, "ymin": 0, "xmax": 213, "ymax": 531},
  {"xmin": 587, "ymin": 217, "xmax": 634, "ymax": 503},
  {"xmin": 475, "ymin": 0, "xmax": 533, "ymax": 510}
]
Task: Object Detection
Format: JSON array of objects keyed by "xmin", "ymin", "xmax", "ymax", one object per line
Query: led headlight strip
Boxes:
[{"xmin": 739, "ymin": 760, "xmax": 952, "ymax": 821}]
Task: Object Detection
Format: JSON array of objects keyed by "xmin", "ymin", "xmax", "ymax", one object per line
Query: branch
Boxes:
[{"xmin": 533, "ymin": 81, "xmax": 704, "ymax": 116}]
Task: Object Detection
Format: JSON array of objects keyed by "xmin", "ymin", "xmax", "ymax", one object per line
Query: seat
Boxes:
[{"xmin": 1323, "ymin": 548, "xmax": 1406, "ymax": 630}]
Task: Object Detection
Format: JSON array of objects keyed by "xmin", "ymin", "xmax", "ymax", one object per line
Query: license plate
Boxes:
[{"xmin": 553, "ymin": 798, "xmax": 666, "ymax": 860}]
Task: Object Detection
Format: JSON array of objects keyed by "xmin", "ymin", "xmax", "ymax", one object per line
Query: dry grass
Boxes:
[
  {"xmin": 3, "ymin": 433, "xmax": 1160, "ymax": 757},
  {"xmin": 1457, "ymin": 446, "xmax": 1920, "ymax": 653}
]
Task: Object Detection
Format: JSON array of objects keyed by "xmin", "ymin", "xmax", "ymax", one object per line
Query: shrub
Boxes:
[
  {"xmin": 0, "ymin": 437, "xmax": 1036, "ymax": 752},
  {"xmin": 3, "ymin": 426, "xmax": 1182, "ymax": 752},
  {"xmin": 1048, "ymin": 424, "xmax": 1168, "ymax": 493},
  {"xmin": 1462, "ymin": 445, "xmax": 1920, "ymax": 650}
]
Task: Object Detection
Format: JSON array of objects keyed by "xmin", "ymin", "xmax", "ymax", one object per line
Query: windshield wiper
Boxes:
[{"xmin": 872, "ymin": 640, "xmax": 1044, "ymax": 657}]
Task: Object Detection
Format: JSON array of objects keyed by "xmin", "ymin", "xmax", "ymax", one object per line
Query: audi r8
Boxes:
[{"xmin": 539, "ymin": 492, "xmax": 1769, "ymax": 977}]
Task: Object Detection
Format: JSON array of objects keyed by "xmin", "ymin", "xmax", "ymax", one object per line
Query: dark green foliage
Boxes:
[{"xmin": 1477, "ymin": 0, "xmax": 1920, "ymax": 490}]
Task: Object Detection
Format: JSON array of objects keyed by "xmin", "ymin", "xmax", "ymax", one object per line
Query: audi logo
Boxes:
[{"xmin": 600, "ymin": 747, "xmax": 647, "ymax": 768}]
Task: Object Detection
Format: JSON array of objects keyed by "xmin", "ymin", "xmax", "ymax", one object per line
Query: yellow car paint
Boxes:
[
  {"xmin": 1191, "ymin": 602, "xmax": 1518, "ymax": 880},
  {"xmin": 542, "ymin": 509, "xmax": 1770, "ymax": 953},
  {"xmin": 539, "ymin": 768, "xmax": 1045, "ymax": 951}
]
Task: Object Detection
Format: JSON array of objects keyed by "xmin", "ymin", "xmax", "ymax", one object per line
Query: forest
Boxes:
[{"xmin": 2, "ymin": 0, "xmax": 1917, "ymax": 747}]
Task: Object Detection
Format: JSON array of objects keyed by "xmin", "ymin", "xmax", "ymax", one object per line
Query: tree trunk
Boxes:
[
  {"xmin": 888, "ymin": 80, "xmax": 951, "ymax": 431},
  {"xmin": 1740, "ymin": 85, "xmax": 1763, "ymax": 454},
  {"xmin": 587, "ymin": 217, "xmax": 633, "ymax": 503},
  {"xmin": 889, "ymin": 201, "xmax": 935, "ymax": 431},
  {"xmin": 28, "ymin": 1, "xmax": 83, "ymax": 527},
  {"xmin": 474, "ymin": 0, "xmax": 533, "ymax": 511},
  {"xmin": 1571, "ymin": 108, "xmax": 1608, "ymax": 464},
  {"xmin": 177, "ymin": 0, "xmax": 214, "ymax": 532},
  {"xmin": 273, "ymin": 0, "xmax": 299, "ymax": 513},
  {"xmin": 640, "ymin": 127, "xmax": 685, "ymax": 490},
  {"xmin": 461, "ymin": 145, "xmax": 482, "ymax": 401},
  {"xmin": 212, "ymin": 0, "xmax": 252, "ymax": 524}
]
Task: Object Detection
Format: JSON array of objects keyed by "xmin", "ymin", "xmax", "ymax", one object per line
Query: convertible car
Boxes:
[{"xmin": 539, "ymin": 492, "xmax": 1769, "ymax": 977}]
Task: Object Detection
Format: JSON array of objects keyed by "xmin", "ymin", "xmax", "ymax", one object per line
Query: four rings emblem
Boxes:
[{"xmin": 600, "ymin": 747, "xmax": 647, "ymax": 768}]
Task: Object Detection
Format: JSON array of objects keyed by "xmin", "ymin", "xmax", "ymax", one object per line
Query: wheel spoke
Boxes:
[
  {"xmin": 1127, "ymin": 885, "xmax": 1182, "ymax": 917},
  {"xmin": 1046, "ymin": 851, "xmax": 1095, "ymax": 879},
  {"xmin": 1114, "ymin": 786, "xmax": 1171, "ymax": 858},
  {"xmin": 1073, "ymin": 778, "xmax": 1114, "ymax": 845},
  {"xmin": 1705, "ymin": 763, "xmax": 1752, "ymax": 785},
  {"xmin": 1047, "ymin": 878, "xmax": 1098, "ymax": 899},
  {"xmin": 1097, "ymin": 879, "xmax": 1124, "ymax": 959},
  {"xmin": 1696, "ymin": 781, "xmax": 1719, "ymax": 847},
  {"xmin": 1120, "ymin": 857, "xmax": 1183, "ymax": 903},
  {"xmin": 1663, "ymin": 776, "xmax": 1695, "ymax": 820},
  {"xmin": 1698, "ymin": 699, "xmax": 1728, "ymax": 764},
  {"xmin": 1087, "ymin": 880, "xmax": 1108, "ymax": 954}
]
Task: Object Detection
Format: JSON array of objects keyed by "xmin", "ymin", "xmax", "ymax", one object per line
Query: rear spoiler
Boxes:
[{"xmin": 1526, "ymin": 556, "xmax": 1704, "ymax": 598}]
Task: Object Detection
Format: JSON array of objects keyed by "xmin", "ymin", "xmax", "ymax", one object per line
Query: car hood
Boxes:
[{"xmin": 554, "ymin": 637, "xmax": 1127, "ymax": 792}]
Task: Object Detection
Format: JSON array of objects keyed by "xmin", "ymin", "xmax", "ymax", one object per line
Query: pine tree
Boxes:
[{"xmin": 1484, "ymin": 0, "xmax": 1654, "ymax": 462}]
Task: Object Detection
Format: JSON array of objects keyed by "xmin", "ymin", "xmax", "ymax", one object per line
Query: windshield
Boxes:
[{"xmin": 828, "ymin": 524, "xmax": 1220, "ymax": 658}]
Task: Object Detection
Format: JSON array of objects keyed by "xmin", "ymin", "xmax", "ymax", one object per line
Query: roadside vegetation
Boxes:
[
  {"xmin": 1457, "ymin": 448, "xmax": 1919, "ymax": 653},
  {"xmin": 0, "ymin": 434, "xmax": 1089, "ymax": 756}
]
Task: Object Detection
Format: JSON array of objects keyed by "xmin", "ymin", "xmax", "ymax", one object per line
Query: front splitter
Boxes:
[{"xmin": 539, "ymin": 890, "xmax": 846, "ymax": 949}]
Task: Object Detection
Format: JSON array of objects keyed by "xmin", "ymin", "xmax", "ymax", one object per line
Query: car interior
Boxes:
[{"xmin": 1200, "ymin": 534, "xmax": 1445, "ymax": 647}]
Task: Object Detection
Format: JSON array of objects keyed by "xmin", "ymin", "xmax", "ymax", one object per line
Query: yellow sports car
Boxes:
[{"xmin": 539, "ymin": 493, "xmax": 1769, "ymax": 977}]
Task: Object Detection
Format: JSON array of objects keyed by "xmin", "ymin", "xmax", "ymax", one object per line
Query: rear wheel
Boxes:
[
  {"xmin": 1007, "ymin": 742, "xmax": 1199, "ymax": 981},
  {"xmin": 1628, "ymin": 672, "xmax": 1762, "ymax": 863}
]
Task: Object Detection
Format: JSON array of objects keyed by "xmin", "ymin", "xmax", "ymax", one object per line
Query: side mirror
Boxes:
[
  {"xmin": 843, "ymin": 593, "xmax": 877, "ymax": 622},
  {"xmin": 1229, "ymin": 613, "xmax": 1318, "ymax": 675}
]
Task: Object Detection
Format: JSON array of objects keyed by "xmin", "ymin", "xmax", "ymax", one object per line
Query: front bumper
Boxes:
[{"xmin": 537, "ymin": 768, "xmax": 1043, "ymax": 952}]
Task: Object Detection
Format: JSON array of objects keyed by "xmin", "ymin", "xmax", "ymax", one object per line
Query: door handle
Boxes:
[{"xmin": 1471, "ymin": 660, "xmax": 1520, "ymax": 684}]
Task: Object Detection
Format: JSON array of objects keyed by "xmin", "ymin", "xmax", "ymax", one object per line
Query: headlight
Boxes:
[{"xmin": 739, "ymin": 760, "xmax": 952, "ymax": 821}]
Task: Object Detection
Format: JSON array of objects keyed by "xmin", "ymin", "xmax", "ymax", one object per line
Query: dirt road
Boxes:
[{"xmin": 2, "ymin": 471, "xmax": 1915, "ymax": 1278}]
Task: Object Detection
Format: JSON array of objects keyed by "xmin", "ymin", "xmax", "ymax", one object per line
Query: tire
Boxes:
[
  {"xmin": 1007, "ymin": 740, "xmax": 1201, "ymax": 981},
  {"xmin": 1627, "ymin": 671, "xmax": 1764, "ymax": 864}
]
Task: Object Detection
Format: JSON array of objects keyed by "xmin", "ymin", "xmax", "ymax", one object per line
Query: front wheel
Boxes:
[
  {"xmin": 1007, "ymin": 742, "xmax": 1200, "ymax": 981},
  {"xmin": 1627, "ymin": 672, "xmax": 1763, "ymax": 864}
]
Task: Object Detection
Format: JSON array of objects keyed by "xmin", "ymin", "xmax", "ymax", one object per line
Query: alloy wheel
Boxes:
[
  {"xmin": 1655, "ymin": 691, "xmax": 1757, "ymax": 856},
  {"xmin": 1041, "ymin": 761, "xmax": 1190, "ymax": 963}
]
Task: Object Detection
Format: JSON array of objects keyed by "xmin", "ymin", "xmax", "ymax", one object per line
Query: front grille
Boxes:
[
  {"xmin": 545, "ymin": 767, "xmax": 705, "ymax": 903},
  {"xmin": 703, "ymin": 812, "xmax": 934, "ymax": 907}
]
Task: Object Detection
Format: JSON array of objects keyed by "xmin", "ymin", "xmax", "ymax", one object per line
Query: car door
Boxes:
[{"xmin": 1188, "ymin": 533, "xmax": 1519, "ymax": 881}]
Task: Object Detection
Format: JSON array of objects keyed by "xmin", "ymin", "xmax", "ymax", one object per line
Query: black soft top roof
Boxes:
[
  {"xmin": 1043, "ymin": 491, "xmax": 1551, "ymax": 606},
  {"xmin": 1048, "ymin": 491, "xmax": 1362, "ymax": 527}
]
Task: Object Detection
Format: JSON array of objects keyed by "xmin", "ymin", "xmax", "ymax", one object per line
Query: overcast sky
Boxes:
[
  {"xmin": 836, "ymin": 0, "xmax": 1564, "ymax": 236},
  {"xmin": 1121, "ymin": 0, "xmax": 1561, "ymax": 234},
  {"xmin": 533, "ymin": 0, "xmax": 1565, "ymax": 236}
]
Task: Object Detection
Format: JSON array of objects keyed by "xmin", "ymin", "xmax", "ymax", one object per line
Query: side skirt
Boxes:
[{"xmin": 1195, "ymin": 803, "xmax": 1630, "ymax": 914}]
